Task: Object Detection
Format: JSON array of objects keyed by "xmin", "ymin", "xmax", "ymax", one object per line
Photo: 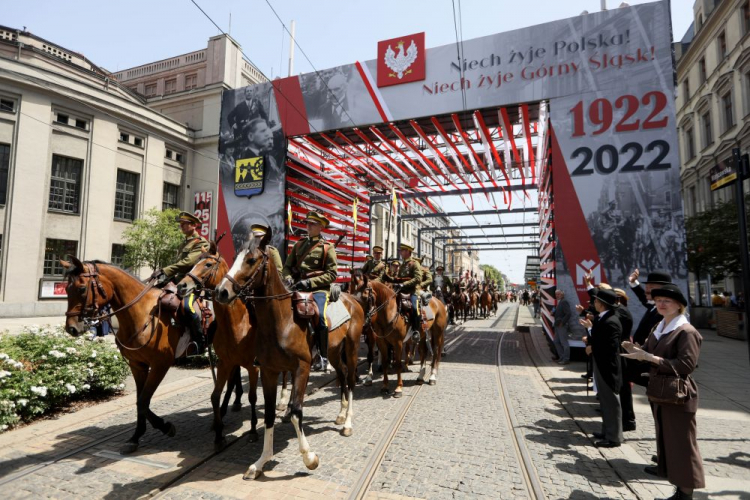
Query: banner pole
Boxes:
[{"xmin": 731, "ymin": 148, "xmax": 750, "ymax": 367}]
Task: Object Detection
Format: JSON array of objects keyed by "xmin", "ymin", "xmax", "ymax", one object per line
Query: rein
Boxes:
[
  {"xmin": 362, "ymin": 285, "xmax": 402, "ymax": 339},
  {"xmin": 225, "ymin": 250, "xmax": 293, "ymax": 302}
]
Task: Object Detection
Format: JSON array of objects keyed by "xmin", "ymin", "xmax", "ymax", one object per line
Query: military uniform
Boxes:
[
  {"xmin": 361, "ymin": 257, "xmax": 386, "ymax": 281},
  {"xmin": 432, "ymin": 268, "xmax": 452, "ymax": 302},
  {"xmin": 383, "ymin": 246, "xmax": 423, "ymax": 331},
  {"xmin": 163, "ymin": 232, "xmax": 210, "ymax": 283},
  {"xmin": 282, "ymin": 211, "xmax": 337, "ymax": 368},
  {"xmin": 250, "ymin": 224, "xmax": 283, "ymax": 272}
]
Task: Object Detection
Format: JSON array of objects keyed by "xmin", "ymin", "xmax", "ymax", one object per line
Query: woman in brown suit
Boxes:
[{"xmin": 621, "ymin": 284, "xmax": 705, "ymax": 500}]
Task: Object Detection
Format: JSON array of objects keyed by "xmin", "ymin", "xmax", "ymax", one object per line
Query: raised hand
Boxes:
[{"xmin": 629, "ymin": 269, "xmax": 640, "ymax": 284}]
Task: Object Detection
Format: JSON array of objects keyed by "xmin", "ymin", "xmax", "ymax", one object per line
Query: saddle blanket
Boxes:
[
  {"xmin": 326, "ymin": 299, "xmax": 351, "ymax": 332},
  {"xmin": 422, "ymin": 302, "xmax": 435, "ymax": 322}
]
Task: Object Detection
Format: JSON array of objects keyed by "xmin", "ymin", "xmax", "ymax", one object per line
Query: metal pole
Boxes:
[
  {"xmin": 287, "ymin": 20, "xmax": 296, "ymax": 77},
  {"xmin": 417, "ymin": 227, "xmax": 423, "ymax": 257},
  {"xmin": 396, "ymin": 202, "xmax": 402, "ymax": 254},
  {"xmin": 732, "ymin": 147, "xmax": 750, "ymax": 367}
]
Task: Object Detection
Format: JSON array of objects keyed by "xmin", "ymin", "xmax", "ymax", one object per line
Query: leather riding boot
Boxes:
[{"xmin": 186, "ymin": 316, "xmax": 205, "ymax": 357}]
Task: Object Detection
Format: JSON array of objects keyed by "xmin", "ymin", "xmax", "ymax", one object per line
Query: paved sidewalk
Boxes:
[
  {"xmin": 0, "ymin": 316, "xmax": 66, "ymax": 334},
  {"xmin": 521, "ymin": 305, "xmax": 750, "ymax": 500}
]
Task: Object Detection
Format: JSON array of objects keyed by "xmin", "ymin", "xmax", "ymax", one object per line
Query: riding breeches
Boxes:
[
  {"xmin": 182, "ymin": 293, "xmax": 202, "ymax": 337},
  {"xmin": 312, "ymin": 291, "xmax": 329, "ymax": 356},
  {"xmin": 410, "ymin": 294, "xmax": 421, "ymax": 330}
]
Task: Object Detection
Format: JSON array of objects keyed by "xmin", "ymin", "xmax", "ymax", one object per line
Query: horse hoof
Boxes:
[
  {"xmin": 281, "ymin": 413, "xmax": 292, "ymax": 424},
  {"xmin": 416, "ymin": 378, "xmax": 424, "ymax": 385},
  {"xmin": 243, "ymin": 465, "xmax": 262, "ymax": 480},
  {"xmin": 364, "ymin": 379, "xmax": 373, "ymax": 387},
  {"xmin": 335, "ymin": 416, "xmax": 346, "ymax": 425},
  {"xmin": 303, "ymin": 452, "xmax": 319, "ymax": 470},
  {"xmin": 231, "ymin": 402, "xmax": 242, "ymax": 412},
  {"xmin": 164, "ymin": 422, "xmax": 176, "ymax": 438},
  {"xmin": 341, "ymin": 427, "xmax": 353, "ymax": 437},
  {"xmin": 276, "ymin": 404, "xmax": 287, "ymax": 411},
  {"xmin": 393, "ymin": 390, "xmax": 403, "ymax": 398},
  {"xmin": 429, "ymin": 379, "xmax": 437, "ymax": 386},
  {"xmin": 120, "ymin": 442, "xmax": 138, "ymax": 454},
  {"xmin": 247, "ymin": 430, "xmax": 259, "ymax": 443},
  {"xmin": 214, "ymin": 437, "xmax": 227, "ymax": 452}
]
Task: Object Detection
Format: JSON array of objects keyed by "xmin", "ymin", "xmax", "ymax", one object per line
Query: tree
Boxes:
[
  {"xmin": 122, "ymin": 208, "xmax": 184, "ymax": 272},
  {"xmin": 685, "ymin": 196, "xmax": 743, "ymax": 284}
]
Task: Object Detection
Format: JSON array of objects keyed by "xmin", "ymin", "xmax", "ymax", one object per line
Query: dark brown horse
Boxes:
[
  {"xmin": 62, "ymin": 258, "xmax": 180, "ymax": 454},
  {"xmin": 469, "ymin": 290, "xmax": 480, "ymax": 319},
  {"xmin": 175, "ymin": 247, "xmax": 261, "ymax": 450},
  {"xmin": 480, "ymin": 288, "xmax": 493, "ymax": 318},
  {"xmin": 214, "ymin": 230, "xmax": 363, "ymax": 479},
  {"xmin": 350, "ymin": 270, "xmax": 377, "ymax": 385}
]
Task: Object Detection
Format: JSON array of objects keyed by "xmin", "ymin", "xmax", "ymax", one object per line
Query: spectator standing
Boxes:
[
  {"xmin": 580, "ymin": 289, "xmax": 623, "ymax": 447},
  {"xmin": 552, "ymin": 290, "xmax": 572, "ymax": 364},
  {"xmin": 621, "ymin": 284, "xmax": 704, "ymax": 500},
  {"xmin": 613, "ymin": 288, "xmax": 636, "ymax": 432},
  {"xmin": 532, "ymin": 292, "xmax": 541, "ymax": 318},
  {"xmin": 630, "ymin": 269, "xmax": 671, "ymax": 346}
]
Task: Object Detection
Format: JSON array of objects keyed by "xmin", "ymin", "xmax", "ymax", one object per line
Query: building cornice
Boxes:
[{"xmin": 676, "ymin": 0, "xmax": 736, "ymax": 75}]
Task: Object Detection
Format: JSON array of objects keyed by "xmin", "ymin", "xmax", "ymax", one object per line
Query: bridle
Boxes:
[
  {"xmin": 224, "ymin": 249, "xmax": 293, "ymax": 302},
  {"xmin": 65, "ymin": 262, "xmax": 109, "ymax": 322},
  {"xmin": 360, "ymin": 282, "xmax": 400, "ymax": 337},
  {"xmin": 185, "ymin": 253, "xmax": 224, "ymax": 297}
]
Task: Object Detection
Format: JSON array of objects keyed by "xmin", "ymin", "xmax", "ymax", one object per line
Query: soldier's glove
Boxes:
[
  {"xmin": 392, "ymin": 284, "xmax": 402, "ymax": 293},
  {"xmin": 293, "ymin": 279, "xmax": 311, "ymax": 291},
  {"xmin": 284, "ymin": 276, "xmax": 295, "ymax": 289},
  {"xmin": 151, "ymin": 269, "xmax": 165, "ymax": 280}
]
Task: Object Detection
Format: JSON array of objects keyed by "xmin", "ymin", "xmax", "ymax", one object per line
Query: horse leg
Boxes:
[
  {"xmin": 429, "ymin": 325, "xmax": 443, "ymax": 386},
  {"xmin": 416, "ymin": 335, "xmax": 428, "ymax": 385},
  {"xmin": 220, "ymin": 365, "xmax": 238, "ymax": 418},
  {"xmin": 232, "ymin": 366, "xmax": 243, "ymax": 411},
  {"xmin": 289, "ymin": 362, "xmax": 319, "ymax": 471},
  {"xmin": 378, "ymin": 339, "xmax": 389, "ymax": 394},
  {"xmin": 211, "ymin": 361, "xmax": 233, "ymax": 451},
  {"xmin": 122, "ymin": 364, "xmax": 172, "ymax": 454},
  {"xmin": 121, "ymin": 363, "xmax": 147, "ymax": 454},
  {"xmin": 277, "ymin": 371, "xmax": 290, "ymax": 411},
  {"xmin": 247, "ymin": 365, "xmax": 259, "ymax": 442},
  {"xmin": 393, "ymin": 339, "xmax": 404, "ymax": 398},
  {"xmin": 243, "ymin": 369, "xmax": 279, "ymax": 480},
  {"xmin": 341, "ymin": 331, "xmax": 357, "ymax": 437},
  {"xmin": 332, "ymin": 338, "xmax": 348, "ymax": 426},
  {"xmin": 364, "ymin": 328, "xmax": 374, "ymax": 386}
]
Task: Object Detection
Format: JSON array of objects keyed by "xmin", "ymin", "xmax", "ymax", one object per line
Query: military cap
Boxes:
[
  {"xmin": 251, "ymin": 223, "xmax": 269, "ymax": 236},
  {"xmin": 303, "ymin": 211, "xmax": 330, "ymax": 228},
  {"xmin": 436, "ymin": 265, "xmax": 445, "ymax": 271},
  {"xmin": 372, "ymin": 245, "xmax": 384, "ymax": 253},
  {"xmin": 175, "ymin": 211, "xmax": 202, "ymax": 225},
  {"xmin": 399, "ymin": 243, "xmax": 414, "ymax": 252},
  {"xmin": 389, "ymin": 259, "xmax": 402, "ymax": 265}
]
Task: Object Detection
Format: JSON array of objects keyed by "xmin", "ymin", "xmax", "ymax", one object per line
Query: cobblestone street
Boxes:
[{"xmin": 1, "ymin": 303, "xmax": 749, "ymax": 499}]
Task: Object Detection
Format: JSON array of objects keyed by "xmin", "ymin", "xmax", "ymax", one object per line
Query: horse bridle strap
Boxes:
[{"xmin": 224, "ymin": 250, "xmax": 270, "ymax": 299}]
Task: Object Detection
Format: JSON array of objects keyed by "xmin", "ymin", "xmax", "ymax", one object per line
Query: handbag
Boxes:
[{"xmin": 646, "ymin": 361, "xmax": 689, "ymax": 405}]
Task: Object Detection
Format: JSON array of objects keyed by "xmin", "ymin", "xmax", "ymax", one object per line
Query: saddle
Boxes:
[
  {"xmin": 291, "ymin": 291, "xmax": 350, "ymax": 331},
  {"xmin": 398, "ymin": 293, "xmax": 413, "ymax": 314},
  {"xmin": 158, "ymin": 283, "xmax": 213, "ymax": 332}
]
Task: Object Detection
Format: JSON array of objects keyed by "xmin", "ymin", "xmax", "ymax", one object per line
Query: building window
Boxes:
[
  {"xmin": 43, "ymin": 238, "xmax": 78, "ymax": 277},
  {"xmin": 0, "ymin": 99, "xmax": 14, "ymax": 113},
  {"xmin": 111, "ymin": 243, "xmax": 127, "ymax": 268},
  {"xmin": 114, "ymin": 170, "xmax": 139, "ymax": 221},
  {"xmin": 119, "ymin": 132, "xmax": 129, "ymax": 143},
  {"xmin": 744, "ymin": 0, "xmax": 750, "ymax": 35},
  {"xmin": 685, "ymin": 126, "xmax": 695, "ymax": 160},
  {"xmin": 701, "ymin": 111, "xmax": 713, "ymax": 147},
  {"xmin": 0, "ymin": 144, "xmax": 10, "ymax": 205},
  {"xmin": 48, "ymin": 155, "xmax": 82, "ymax": 214},
  {"xmin": 699, "ymin": 58, "xmax": 707, "ymax": 84},
  {"xmin": 696, "ymin": 13, "xmax": 703, "ymax": 31},
  {"xmin": 165, "ymin": 79, "xmax": 176, "ymax": 94},
  {"xmin": 689, "ymin": 186, "xmax": 697, "ymax": 216},
  {"xmin": 133, "ymin": 137, "xmax": 143, "ymax": 148},
  {"xmin": 145, "ymin": 83, "xmax": 157, "ymax": 97},
  {"xmin": 74, "ymin": 118, "xmax": 87, "ymax": 130},
  {"xmin": 722, "ymin": 91, "xmax": 735, "ymax": 131},
  {"xmin": 55, "ymin": 112, "xmax": 69, "ymax": 125},
  {"xmin": 162, "ymin": 182, "xmax": 180, "ymax": 210},
  {"xmin": 683, "ymin": 78, "xmax": 690, "ymax": 99},
  {"xmin": 718, "ymin": 31, "xmax": 727, "ymax": 60},
  {"xmin": 185, "ymin": 74, "xmax": 197, "ymax": 90},
  {"xmin": 166, "ymin": 148, "xmax": 184, "ymax": 163}
]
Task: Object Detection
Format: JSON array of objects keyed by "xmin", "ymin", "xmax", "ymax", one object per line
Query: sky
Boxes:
[{"xmin": 3, "ymin": 0, "xmax": 695, "ymax": 283}]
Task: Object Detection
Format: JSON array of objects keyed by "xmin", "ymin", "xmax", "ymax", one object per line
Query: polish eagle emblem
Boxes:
[{"xmin": 384, "ymin": 40, "xmax": 418, "ymax": 79}]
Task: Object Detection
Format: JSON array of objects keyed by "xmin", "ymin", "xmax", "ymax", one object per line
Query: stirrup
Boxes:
[
  {"xmin": 411, "ymin": 329, "xmax": 421, "ymax": 343},
  {"xmin": 185, "ymin": 341, "xmax": 205, "ymax": 357}
]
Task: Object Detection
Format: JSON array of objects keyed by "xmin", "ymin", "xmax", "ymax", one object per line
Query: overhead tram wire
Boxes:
[
  {"xmin": 263, "ymin": 0, "xmax": 358, "ymax": 129},
  {"xmin": 451, "ymin": 0, "xmax": 467, "ymax": 112}
]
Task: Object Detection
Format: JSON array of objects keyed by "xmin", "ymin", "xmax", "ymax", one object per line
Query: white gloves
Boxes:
[{"xmin": 620, "ymin": 341, "xmax": 659, "ymax": 364}]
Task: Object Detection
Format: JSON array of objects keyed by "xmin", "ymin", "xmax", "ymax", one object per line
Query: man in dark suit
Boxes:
[
  {"xmin": 227, "ymin": 86, "xmax": 268, "ymax": 143},
  {"xmin": 614, "ymin": 288, "xmax": 636, "ymax": 431},
  {"xmin": 581, "ymin": 288, "xmax": 623, "ymax": 447}
]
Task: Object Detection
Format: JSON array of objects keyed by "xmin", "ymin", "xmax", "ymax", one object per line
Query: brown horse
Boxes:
[
  {"xmin": 451, "ymin": 290, "xmax": 469, "ymax": 323},
  {"xmin": 175, "ymin": 248, "xmax": 262, "ymax": 450},
  {"xmin": 62, "ymin": 258, "xmax": 180, "ymax": 454},
  {"xmin": 349, "ymin": 270, "xmax": 377, "ymax": 385},
  {"xmin": 469, "ymin": 290, "xmax": 480, "ymax": 319},
  {"xmin": 480, "ymin": 288, "xmax": 493, "ymax": 318},
  {"xmin": 358, "ymin": 281, "xmax": 446, "ymax": 394},
  {"xmin": 214, "ymin": 231, "xmax": 363, "ymax": 480}
]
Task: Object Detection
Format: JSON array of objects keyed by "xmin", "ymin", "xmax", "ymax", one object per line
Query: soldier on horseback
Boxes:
[
  {"xmin": 361, "ymin": 245, "xmax": 386, "ymax": 281},
  {"xmin": 282, "ymin": 211, "xmax": 338, "ymax": 372},
  {"xmin": 431, "ymin": 266, "xmax": 451, "ymax": 303},
  {"xmin": 152, "ymin": 211, "xmax": 211, "ymax": 356},
  {"xmin": 383, "ymin": 243, "xmax": 423, "ymax": 341}
]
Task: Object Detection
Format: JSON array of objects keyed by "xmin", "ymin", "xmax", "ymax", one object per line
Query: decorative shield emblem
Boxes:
[{"xmin": 234, "ymin": 156, "xmax": 265, "ymax": 198}]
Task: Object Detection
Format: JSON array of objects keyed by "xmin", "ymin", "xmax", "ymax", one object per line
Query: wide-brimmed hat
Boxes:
[
  {"xmin": 399, "ymin": 243, "xmax": 414, "ymax": 252},
  {"xmin": 303, "ymin": 211, "xmax": 330, "ymax": 228},
  {"xmin": 175, "ymin": 211, "xmax": 202, "ymax": 225},
  {"xmin": 645, "ymin": 270, "xmax": 672, "ymax": 285},
  {"xmin": 251, "ymin": 223, "xmax": 269, "ymax": 236},
  {"xmin": 650, "ymin": 284, "xmax": 688, "ymax": 306},
  {"xmin": 594, "ymin": 289, "xmax": 619, "ymax": 308}
]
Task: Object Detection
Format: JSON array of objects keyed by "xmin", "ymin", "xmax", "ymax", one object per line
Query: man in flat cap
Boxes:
[
  {"xmin": 152, "ymin": 211, "xmax": 211, "ymax": 355},
  {"xmin": 282, "ymin": 211, "xmax": 338, "ymax": 371},
  {"xmin": 383, "ymin": 243, "xmax": 423, "ymax": 340},
  {"xmin": 361, "ymin": 245, "xmax": 386, "ymax": 281}
]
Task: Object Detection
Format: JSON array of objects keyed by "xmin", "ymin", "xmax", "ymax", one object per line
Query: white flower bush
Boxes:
[{"xmin": 0, "ymin": 325, "xmax": 129, "ymax": 432}]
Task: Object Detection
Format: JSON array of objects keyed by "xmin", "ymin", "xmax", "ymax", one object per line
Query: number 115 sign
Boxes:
[{"xmin": 193, "ymin": 191, "xmax": 212, "ymax": 238}]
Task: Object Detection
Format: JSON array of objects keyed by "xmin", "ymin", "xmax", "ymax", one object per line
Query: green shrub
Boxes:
[{"xmin": 0, "ymin": 325, "xmax": 129, "ymax": 432}]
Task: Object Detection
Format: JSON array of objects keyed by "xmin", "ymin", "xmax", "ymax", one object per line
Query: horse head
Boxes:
[
  {"xmin": 349, "ymin": 268, "xmax": 369, "ymax": 300},
  {"xmin": 61, "ymin": 257, "xmax": 111, "ymax": 337},
  {"xmin": 176, "ymin": 241, "xmax": 227, "ymax": 296},
  {"xmin": 215, "ymin": 229, "xmax": 273, "ymax": 304}
]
